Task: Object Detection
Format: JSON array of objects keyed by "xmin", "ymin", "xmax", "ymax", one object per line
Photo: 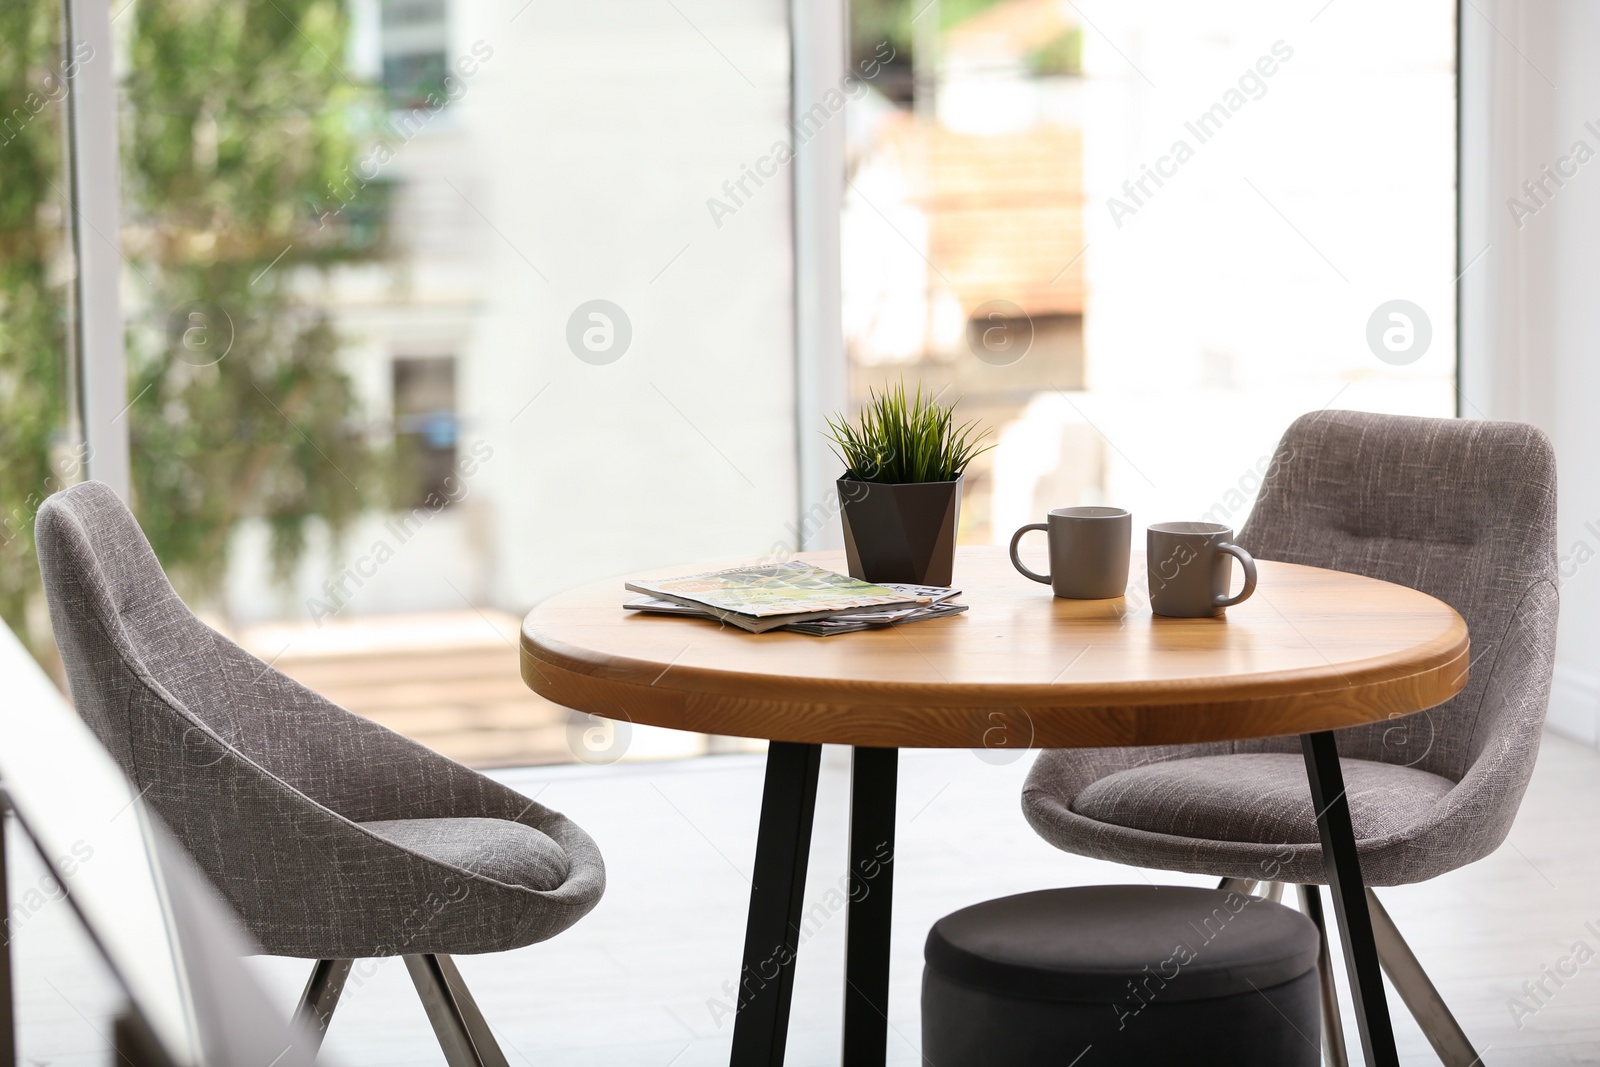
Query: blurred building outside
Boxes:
[{"xmin": 842, "ymin": 0, "xmax": 1455, "ymax": 550}]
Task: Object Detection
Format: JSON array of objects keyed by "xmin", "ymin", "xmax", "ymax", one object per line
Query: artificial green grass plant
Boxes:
[{"xmin": 825, "ymin": 381, "xmax": 992, "ymax": 484}]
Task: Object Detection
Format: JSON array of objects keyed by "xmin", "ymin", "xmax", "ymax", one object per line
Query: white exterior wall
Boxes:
[{"xmin": 226, "ymin": 0, "xmax": 799, "ymax": 623}]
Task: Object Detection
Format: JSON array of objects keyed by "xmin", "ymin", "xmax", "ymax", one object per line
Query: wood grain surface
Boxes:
[{"xmin": 519, "ymin": 546, "xmax": 1468, "ymax": 749}]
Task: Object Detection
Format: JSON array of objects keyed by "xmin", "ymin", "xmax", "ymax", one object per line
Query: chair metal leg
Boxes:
[
  {"xmin": 1366, "ymin": 889, "xmax": 1483, "ymax": 1067},
  {"xmin": 432, "ymin": 955, "xmax": 511, "ymax": 1067},
  {"xmin": 1298, "ymin": 885, "xmax": 1349, "ymax": 1067},
  {"xmin": 405, "ymin": 954, "xmax": 507, "ymax": 1067},
  {"xmin": 1217, "ymin": 876, "xmax": 1284, "ymax": 903},
  {"xmin": 294, "ymin": 959, "xmax": 352, "ymax": 1051}
]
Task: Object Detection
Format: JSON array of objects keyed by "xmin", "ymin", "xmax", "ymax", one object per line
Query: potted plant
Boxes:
[{"xmin": 825, "ymin": 381, "xmax": 992, "ymax": 586}]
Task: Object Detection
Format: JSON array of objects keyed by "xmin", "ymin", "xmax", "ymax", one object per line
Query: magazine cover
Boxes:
[{"xmin": 625, "ymin": 561, "xmax": 924, "ymax": 618}]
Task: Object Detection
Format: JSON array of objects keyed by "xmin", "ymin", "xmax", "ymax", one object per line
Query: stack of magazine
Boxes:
[{"xmin": 623, "ymin": 561, "xmax": 967, "ymax": 636}]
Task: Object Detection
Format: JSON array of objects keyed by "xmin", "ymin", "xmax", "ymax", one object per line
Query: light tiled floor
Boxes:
[{"xmin": 13, "ymin": 734, "xmax": 1600, "ymax": 1065}]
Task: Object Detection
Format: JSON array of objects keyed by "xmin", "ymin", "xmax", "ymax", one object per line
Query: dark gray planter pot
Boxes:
[{"xmin": 837, "ymin": 475, "xmax": 962, "ymax": 587}]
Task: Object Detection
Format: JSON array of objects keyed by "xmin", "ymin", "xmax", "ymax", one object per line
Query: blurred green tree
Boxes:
[
  {"xmin": 0, "ymin": 0, "xmax": 87, "ymax": 648},
  {"xmin": 850, "ymin": 0, "xmax": 1008, "ymax": 103},
  {"xmin": 0, "ymin": 0, "xmax": 391, "ymax": 652}
]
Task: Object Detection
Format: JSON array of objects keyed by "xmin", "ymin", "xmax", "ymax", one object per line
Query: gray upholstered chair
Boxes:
[
  {"xmin": 1023, "ymin": 410, "xmax": 1559, "ymax": 1065},
  {"xmin": 36, "ymin": 481, "xmax": 606, "ymax": 1066}
]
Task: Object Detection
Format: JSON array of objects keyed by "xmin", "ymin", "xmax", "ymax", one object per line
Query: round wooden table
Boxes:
[{"xmin": 521, "ymin": 546, "xmax": 1468, "ymax": 1067}]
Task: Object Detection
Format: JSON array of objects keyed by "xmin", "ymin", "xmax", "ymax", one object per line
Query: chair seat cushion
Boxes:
[
  {"xmin": 360, "ymin": 817, "xmax": 570, "ymax": 892},
  {"xmin": 1071, "ymin": 753, "xmax": 1454, "ymax": 845},
  {"xmin": 925, "ymin": 886, "xmax": 1319, "ymax": 1003}
]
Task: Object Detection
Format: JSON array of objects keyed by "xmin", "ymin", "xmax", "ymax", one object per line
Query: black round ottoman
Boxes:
[{"xmin": 922, "ymin": 886, "xmax": 1322, "ymax": 1066}]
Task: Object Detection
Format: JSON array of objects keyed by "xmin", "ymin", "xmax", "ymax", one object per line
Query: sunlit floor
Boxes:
[
  {"xmin": 13, "ymin": 734, "xmax": 1600, "ymax": 1065},
  {"xmin": 233, "ymin": 610, "xmax": 761, "ymax": 769}
]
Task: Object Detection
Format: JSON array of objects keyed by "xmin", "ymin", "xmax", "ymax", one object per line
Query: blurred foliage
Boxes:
[
  {"xmin": 0, "ymin": 1, "xmax": 76, "ymax": 650},
  {"xmin": 1030, "ymin": 27, "xmax": 1084, "ymax": 77},
  {"xmin": 0, "ymin": 0, "xmax": 393, "ymax": 651},
  {"xmin": 851, "ymin": 0, "xmax": 1008, "ymax": 102},
  {"xmin": 850, "ymin": 0, "xmax": 915, "ymax": 88},
  {"xmin": 124, "ymin": 0, "xmax": 394, "ymax": 602},
  {"xmin": 852, "ymin": 0, "xmax": 1009, "ymax": 56}
]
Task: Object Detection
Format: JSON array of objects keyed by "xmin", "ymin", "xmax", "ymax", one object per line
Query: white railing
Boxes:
[{"xmin": 0, "ymin": 622, "xmax": 317, "ymax": 1066}]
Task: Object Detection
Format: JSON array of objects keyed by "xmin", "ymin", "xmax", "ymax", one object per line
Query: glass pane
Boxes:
[
  {"xmin": 114, "ymin": 0, "xmax": 796, "ymax": 766},
  {"xmin": 844, "ymin": 0, "xmax": 1456, "ymax": 543},
  {"xmin": 0, "ymin": 0, "xmax": 80, "ymax": 666}
]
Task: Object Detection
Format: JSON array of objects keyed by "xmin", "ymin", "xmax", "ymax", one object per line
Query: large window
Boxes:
[
  {"xmin": 844, "ymin": 0, "xmax": 1457, "ymax": 544},
  {"xmin": 7, "ymin": 0, "xmax": 1457, "ymax": 769},
  {"xmin": 106, "ymin": 0, "xmax": 798, "ymax": 766}
]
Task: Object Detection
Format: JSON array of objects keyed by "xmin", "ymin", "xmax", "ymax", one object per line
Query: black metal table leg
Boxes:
[
  {"xmin": 1302, "ymin": 731, "xmax": 1399, "ymax": 1067},
  {"xmin": 842, "ymin": 747, "xmax": 898, "ymax": 1067},
  {"xmin": 730, "ymin": 742, "xmax": 823, "ymax": 1067}
]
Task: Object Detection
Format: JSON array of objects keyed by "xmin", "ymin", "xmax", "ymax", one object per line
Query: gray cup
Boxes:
[
  {"xmin": 1009, "ymin": 507, "xmax": 1131, "ymax": 599},
  {"xmin": 1146, "ymin": 522, "xmax": 1258, "ymax": 618}
]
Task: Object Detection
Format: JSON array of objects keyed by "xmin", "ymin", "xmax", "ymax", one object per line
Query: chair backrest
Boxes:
[
  {"xmin": 1238, "ymin": 410, "xmax": 1559, "ymax": 783},
  {"xmin": 35, "ymin": 480, "xmax": 209, "ymax": 776},
  {"xmin": 34, "ymin": 480, "xmax": 357, "ymax": 784}
]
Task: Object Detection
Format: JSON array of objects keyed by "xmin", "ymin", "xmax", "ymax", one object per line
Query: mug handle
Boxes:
[
  {"xmin": 1009, "ymin": 524, "xmax": 1052, "ymax": 585},
  {"xmin": 1215, "ymin": 543, "xmax": 1258, "ymax": 608}
]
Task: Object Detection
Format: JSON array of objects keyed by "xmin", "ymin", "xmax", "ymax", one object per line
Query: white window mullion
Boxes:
[
  {"xmin": 790, "ymin": 0, "xmax": 848, "ymax": 551},
  {"xmin": 64, "ymin": 0, "xmax": 131, "ymax": 499}
]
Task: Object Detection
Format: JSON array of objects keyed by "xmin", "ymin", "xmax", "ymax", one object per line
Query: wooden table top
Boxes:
[{"xmin": 519, "ymin": 546, "xmax": 1469, "ymax": 749}]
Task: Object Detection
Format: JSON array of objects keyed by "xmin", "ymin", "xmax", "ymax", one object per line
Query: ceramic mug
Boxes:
[
  {"xmin": 1146, "ymin": 522, "xmax": 1258, "ymax": 618},
  {"xmin": 1009, "ymin": 506, "xmax": 1132, "ymax": 599}
]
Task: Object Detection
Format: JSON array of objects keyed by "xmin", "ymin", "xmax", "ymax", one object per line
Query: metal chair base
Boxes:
[
  {"xmin": 1366, "ymin": 889, "xmax": 1482, "ymax": 1067},
  {"xmin": 293, "ymin": 954, "xmax": 510, "ymax": 1067},
  {"xmin": 1223, "ymin": 880, "xmax": 1484, "ymax": 1067},
  {"xmin": 293, "ymin": 958, "xmax": 351, "ymax": 1051},
  {"xmin": 1297, "ymin": 884, "xmax": 1350, "ymax": 1067}
]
